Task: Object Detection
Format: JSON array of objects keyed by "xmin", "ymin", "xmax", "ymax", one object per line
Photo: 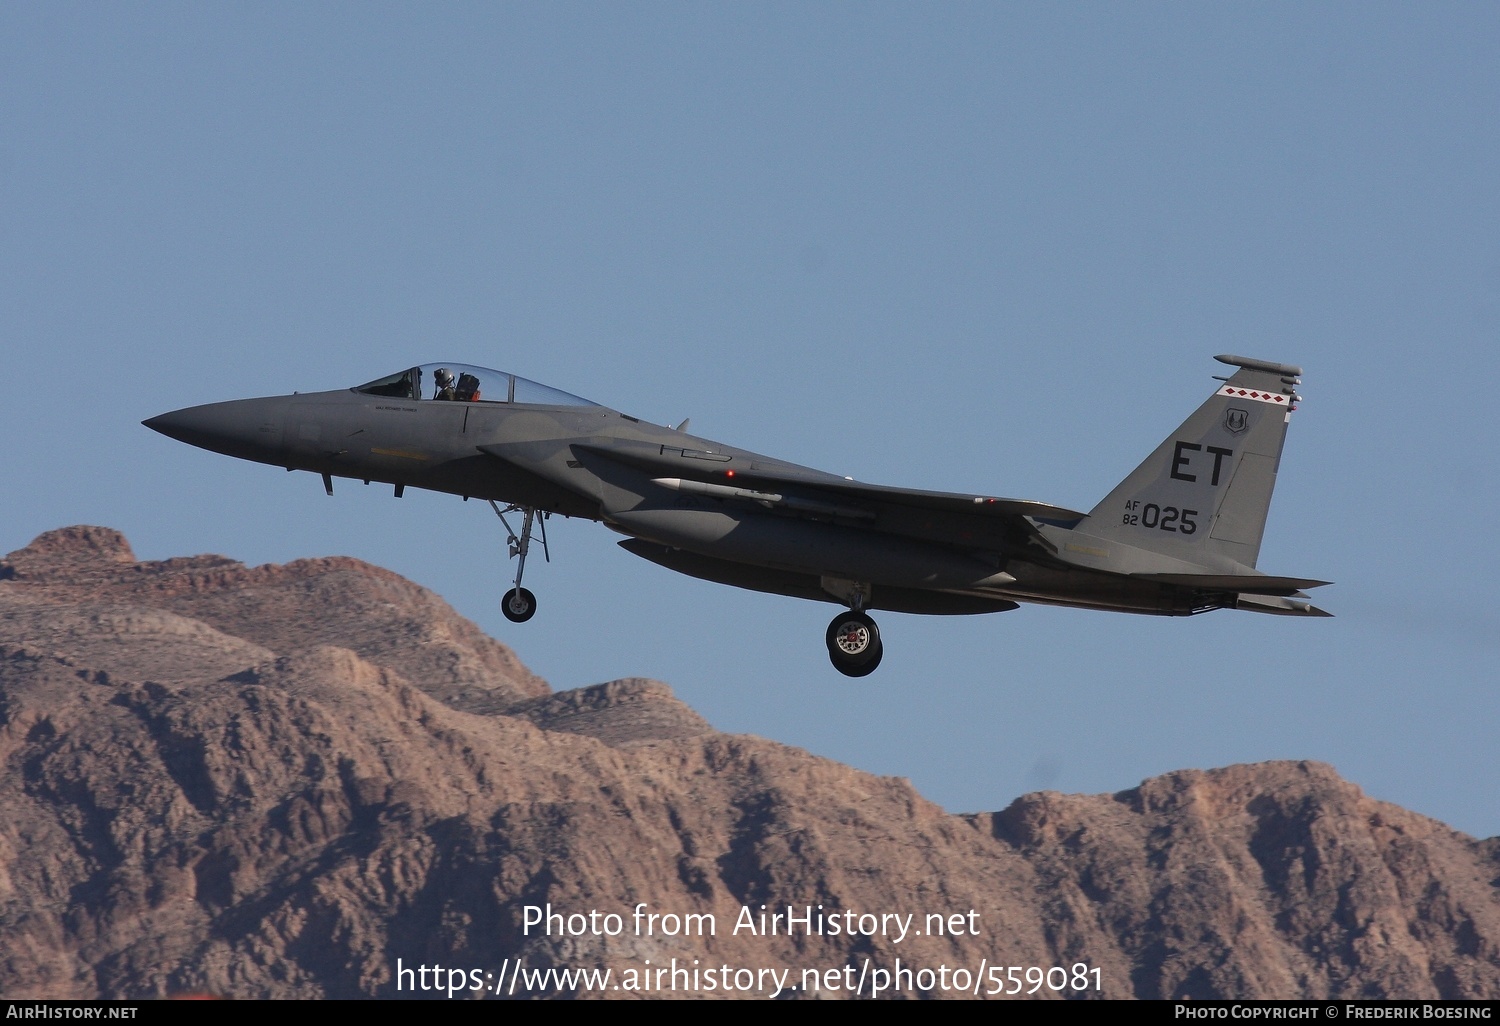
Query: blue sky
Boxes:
[{"xmin": 4, "ymin": 3, "xmax": 1497, "ymax": 838}]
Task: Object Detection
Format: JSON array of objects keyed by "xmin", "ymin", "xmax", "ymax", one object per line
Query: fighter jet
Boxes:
[{"xmin": 144, "ymin": 355, "xmax": 1329, "ymax": 676}]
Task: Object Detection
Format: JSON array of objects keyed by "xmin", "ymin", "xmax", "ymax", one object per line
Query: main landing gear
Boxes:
[
  {"xmin": 490, "ymin": 501, "xmax": 549, "ymax": 623},
  {"xmin": 820, "ymin": 578, "xmax": 883, "ymax": 676},
  {"xmin": 826, "ymin": 609, "xmax": 883, "ymax": 677}
]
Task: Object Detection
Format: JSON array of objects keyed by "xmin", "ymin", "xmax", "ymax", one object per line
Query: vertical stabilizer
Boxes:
[{"xmin": 1080, "ymin": 355, "xmax": 1303, "ymax": 569}]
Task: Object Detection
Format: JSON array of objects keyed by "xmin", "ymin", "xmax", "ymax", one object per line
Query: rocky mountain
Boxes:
[{"xmin": 1, "ymin": 527, "xmax": 1497, "ymax": 1000}]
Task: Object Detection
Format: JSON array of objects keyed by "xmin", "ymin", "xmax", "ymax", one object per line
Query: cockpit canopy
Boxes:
[{"xmin": 354, "ymin": 363, "xmax": 598, "ymax": 407}]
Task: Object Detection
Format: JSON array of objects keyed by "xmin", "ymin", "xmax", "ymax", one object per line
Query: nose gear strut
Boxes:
[{"xmin": 489, "ymin": 500, "xmax": 549, "ymax": 622}]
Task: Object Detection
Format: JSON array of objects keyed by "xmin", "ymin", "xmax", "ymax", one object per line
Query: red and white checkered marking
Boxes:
[{"xmin": 1218, "ymin": 385, "xmax": 1289, "ymax": 405}]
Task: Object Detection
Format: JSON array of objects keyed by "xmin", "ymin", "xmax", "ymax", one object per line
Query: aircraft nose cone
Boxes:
[
  {"xmin": 143, "ymin": 406, "xmax": 225, "ymax": 448},
  {"xmin": 143, "ymin": 399, "xmax": 288, "ymax": 462},
  {"xmin": 142, "ymin": 409, "xmax": 195, "ymax": 443}
]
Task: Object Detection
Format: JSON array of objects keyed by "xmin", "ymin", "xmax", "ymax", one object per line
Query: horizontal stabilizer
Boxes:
[
  {"xmin": 1131, "ymin": 572, "xmax": 1332, "ymax": 595},
  {"xmin": 1233, "ymin": 593, "xmax": 1334, "ymax": 617}
]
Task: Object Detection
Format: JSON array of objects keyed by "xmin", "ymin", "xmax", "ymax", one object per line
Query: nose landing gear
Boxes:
[
  {"xmin": 490, "ymin": 501, "xmax": 548, "ymax": 623},
  {"xmin": 502, "ymin": 585, "xmax": 537, "ymax": 623}
]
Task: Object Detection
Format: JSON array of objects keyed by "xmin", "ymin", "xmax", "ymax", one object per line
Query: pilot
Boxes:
[{"xmin": 434, "ymin": 367, "xmax": 456, "ymax": 401}]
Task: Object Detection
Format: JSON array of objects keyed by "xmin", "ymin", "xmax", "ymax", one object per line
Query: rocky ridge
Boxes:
[{"xmin": 0, "ymin": 527, "xmax": 1496, "ymax": 1000}]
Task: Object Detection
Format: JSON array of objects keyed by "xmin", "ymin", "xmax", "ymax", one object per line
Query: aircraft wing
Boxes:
[
  {"xmin": 569, "ymin": 442, "xmax": 1089, "ymax": 525},
  {"xmin": 564, "ymin": 441, "xmax": 1092, "ymax": 525},
  {"xmin": 772, "ymin": 476, "xmax": 1089, "ymax": 524}
]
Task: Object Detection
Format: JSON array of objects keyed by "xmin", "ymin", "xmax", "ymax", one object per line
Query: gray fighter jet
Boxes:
[{"xmin": 144, "ymin": 355, "xmax": 1329, "ymax": 676}]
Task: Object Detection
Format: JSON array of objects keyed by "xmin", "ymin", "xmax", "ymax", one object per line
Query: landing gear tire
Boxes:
[
  {"xmin": 826, "ymin": 611, "xmax": 882, "ymax": 676},
  {"xmin": 835, "ymin": 638, "xmax": 883, "ymax": 676},
  {"xmin": 502, "ymin": 587, "xmax": 537, "ymax": 623}
]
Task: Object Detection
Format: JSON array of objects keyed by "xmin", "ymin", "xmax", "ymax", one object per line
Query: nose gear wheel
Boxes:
[{"xmin": 502, "ymin": 586, "xmax": 537, "ymax": 623}]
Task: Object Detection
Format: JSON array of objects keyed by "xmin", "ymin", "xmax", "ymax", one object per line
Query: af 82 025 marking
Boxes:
[{"xmin": 1121, "ymin": 501, "xmax": 1200, "ymax": 534}]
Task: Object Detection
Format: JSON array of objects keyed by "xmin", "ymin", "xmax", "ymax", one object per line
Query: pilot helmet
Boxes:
[{"xmin": 435, "ymin": 368, "xmax": 454, "ymax": 387}]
